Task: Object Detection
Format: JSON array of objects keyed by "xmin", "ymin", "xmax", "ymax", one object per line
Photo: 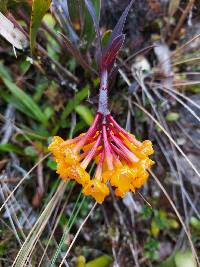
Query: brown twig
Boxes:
[
  {"xmin": 168, "ymin": 0, "xmax": 196, "ymax": 45},
  {"xmin": 0, "ymin": 177, "xmax": 21, "ymax": 183}
]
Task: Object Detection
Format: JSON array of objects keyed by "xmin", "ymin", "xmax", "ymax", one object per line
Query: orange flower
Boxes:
[
  {"xmin": 83, "ymin": 179, "xmax": 109, "ymax": 203},
  {"xmin": 48, "ymin": 113, "xmax": 154, "ymax": 203}
]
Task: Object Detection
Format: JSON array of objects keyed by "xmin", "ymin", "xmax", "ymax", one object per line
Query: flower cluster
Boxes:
[
  {"xmin": 48, "ymin": 112, "xmax": 154, "ymax": 203},
  {"xmin": 48, "ymin": 0, "xmax": 154, "ymax": 203}
]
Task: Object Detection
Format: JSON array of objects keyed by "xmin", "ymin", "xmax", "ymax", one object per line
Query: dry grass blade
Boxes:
[
  {"xmin": 173, "ymin": 34, "xmax": 200, "ymax": 57},
  {"xmin": 0, "ymin": 153, "xmax": 50, "ymax": 213},
  {"xmin": 133, "ymin": 101, "xmax": 200, "ymax": 178},
  {"xmin": 38, "ymin": 184, "xmax": 75, "ymax": 267},
  {"xmin": 156, "ymin": 34, "xmax": 200, "ymax": 71},
  {"xmin": 157, "ymin": 86, "xmax": 200, "ymax": 123},
  {"xmin": 173, "ymin": 57, "xmax": 200, "ymax": 66},
  {"xmin": 12, "ymin": 181, "xmax": 66, "ymax": 267},
  {"xmin": 168, "ymin": 0, "xmax": 195, "ymax": 45},
  {"xmin": 173, "ymin": 81, "xmax": 200, "ymax": 87},
  {"xmin": 150, "ymin": 170, "xmax": 199, "ymax": 266},
  {"xmin": 58, "ymin": 202, "xmax": 97, "ymax": 267},
  {"xmin": 0, "ymin": 185, "xmax": 24, "ymax": 246},
  {"xmin": 154, "ymin": 84, "xmax": 200, "ymax": 111}
]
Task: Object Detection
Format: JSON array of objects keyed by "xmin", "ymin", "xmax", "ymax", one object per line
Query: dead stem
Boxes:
[
  {"xmin": 150, "ymin": 170, "xmax": 199, "ymax": 266},
  {"xmin": 168, "ymin": 0, "xmax": 196, "ymax": 45}
]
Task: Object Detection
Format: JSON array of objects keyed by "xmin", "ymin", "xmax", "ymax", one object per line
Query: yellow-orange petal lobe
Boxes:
[
  {"xmin": 82, "ymin": 179, "xmax": 110, "ymax": 203},
  {"xmin": 57, "ymin": 162, "xmax": 90, "ymax": 186},
  {"xmin": 48, "ymin": 119, "xmax": 155, "ymax": 203},
  {"xmin": 48, "ymin": 136, "xmax": 65, "ymax": 161},
  {"xmin": 48, "ymin": 136, "xmax": 80, "ymax": 164},
  {"xmin": 141, "ymin": 140, "xmax": 154, "ymax": 156},
  {"xmin": 63, "ymin": 145, "xmax": 80, "ymax": 165}
]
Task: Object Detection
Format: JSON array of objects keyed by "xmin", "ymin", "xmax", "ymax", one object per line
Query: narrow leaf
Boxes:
[
  {"xmin": 30, "ymin": 0, "xmax": 51, "ymax": 53},
  {"xmin": 102, "ymin": 34, "xmax": 125, "ymax": 69},
  {"xmin": 86, "ymin": 255, "xmax": 112, "ymax": 267},
  {"xmin": 75, "ymin": 105, "xmax": 94, "ymax": 126},
  {"xmin": 60, "ymin": 86, "xmax": 90, "ymax": 123},
  {"xmin": 83, "ymin": 0, "xmax": 102, "ymax": 54},
  {"xmin": 168, "ymin": 0, "xmax": 180, "ymax": 17},
  {"xmin": 101, "ymin": 0, "xmax": 134, "ymax": 72},
  {"xmin": 101, "ymin": 30, "xmax": 112, "ymax": 46},
  {"xmin": 0, "ymin": 91, "xmax": 38, "ymax": 120},
  {"xmin": 60, "ymin": 32, "xmax": 95, "ymax": 73},
  {"xmin": 82, "ymin": 0, "xmax": 100, "ymax": 47},
  {"xmin": 108, "ymin": 0, "xmax": 134, "ymax": 45},
  {"xmin": 52, "ymin": 0, "xmax": 79, "ymax": 44},
  {"xmin": 0, "ymin": 61, "xmax": 12, "ymax": 80},
  {"xmin": 0, "ymin": 143, "xmax": 23, "ymax": 155},
  {"xmin": 2, "ymin": 78, "xmax": 48, "ymax": 124}
]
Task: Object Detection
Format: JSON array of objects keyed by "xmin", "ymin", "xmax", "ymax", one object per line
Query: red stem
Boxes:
[
  {"xmin": 98, "ymin": 69, "xmax": 110, "ymax": 116},
  {"xmin": 111, "ymin": 143, "xmax": 132, "ymax": 164},
  {"xmin": 81, "ymin": 134, "xmax": 102, "ymax": 169},
  {"xmin": 95, "ymin": 150, "xmax": 105, "ymax": 180},
  {"xmin": 109, "ymin": 133, "xmax": 139, "ymax": 163},
  {"xmin": 74, "ymin": 113, "xmax": 102, "ymax": 152},
  {"xmin": 107, "ymin": 115, "xmax": 142, "ymax": 147},
  {"xmin": 102, "ymin": 124, "xmax": 113, "ymax": 170}
]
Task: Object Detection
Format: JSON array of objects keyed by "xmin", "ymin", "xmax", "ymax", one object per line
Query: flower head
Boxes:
[
  {"xmin": 48, "ymin": 0, "xmax": 154, "ymax": 203},
  {"xmin": 48, "ymin": 112, "xmax": 154, "ymax": 203}
]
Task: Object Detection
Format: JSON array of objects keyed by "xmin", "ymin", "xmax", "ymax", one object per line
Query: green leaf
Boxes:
[
  {"xmin": 157, "ymin": 251, "xmax": 197, "ymax": 267},
  {"xmin": 43, "ymin": 13, "xmax": 56, "ymax": 28},
  {"xmin": 44, "ymin": 106, "xmax": 54, "ymax": 119},
  {"xmin": 189, "ymin": 85, "xmax": 200, "ymax": 93},
  {"xmin": 86, "ymin": 255, "xmax": 112, "ymax": 267},
  {"xmin": 168, "ymin": 218, "xmax": 179, "ymax": 229},
  {"xmin": 0, "ymin": 61, "xmax": 12, "ymax": 80},
  {"xmin": 77, "ymin": 256, "xmax": 86, "ymax": 267},
  {"xmin": 0, "ymin": 143, "xmax": 23, "ymax": 155},
  {"xmin": 33, "ymin": 79, "xmax": 48, "ymax": 102},
  {"xmin": 47, "ymin": 159, "xmax": 57, "ymax": 170},
  {"xmin": 19, "ymin": 60, "xmax": 31, "ymax": 75},
  {"xmin": 190, "ymin": 217, "xmax": 200, "ymax": 231},
  {"xmin": 30, "ymin": 0, "xmax": 51, "ymax": 53},
  {"xmin": 82, "ymin": 0, "xmax": 101, "ymax": 47},
  {"xmin": 0, "ymin": 0, "xmax": 8, "ymax": 12},
  {"xmin": 175, "ymin": 251, "xmax": 197, "ymax": 267},
  {"xmin": 166, "ymin": 112, "xmax": 180, "ymax": 122},
  {"xmin": 157, "ymin": 254, "xmax": 176, "ymax": 267},
  {"xmin": 102, "ymin": 30, "xmax": 112, "ymax": 47},
  {"xmin": 75, "ymin": 105, "xmax": 94, "ymax": 126},
  {"xmin": 61, "ymin": 86, "xmax": 90, "ymax": 123},
  {"xmin": 2, "ymin": 78, "xmax": 48, "ymax": 124},
  {"xmin": 151, "ymin": 220, "xmax": 160, "ymax": 237},
  {"xmin": 24, "ymin": 146, "xmax": 37, "ymax": 157},
  {"xmin": 0, "ymin": 91, "xmax": 37, "ymax": 120}
]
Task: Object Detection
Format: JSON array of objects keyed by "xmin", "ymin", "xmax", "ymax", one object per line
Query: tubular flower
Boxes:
[
  {"xmin": 49, "ymin": 110, "xmax": 154, "ymax": 203},
  {"xmin": 48, "ymin": 1, "xmax": 154, "ymax": 203}
]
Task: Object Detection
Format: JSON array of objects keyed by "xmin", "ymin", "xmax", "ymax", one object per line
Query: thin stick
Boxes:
[
  {"xmin": 168, "ymin": 0, "xmax": 196, "ymax": 45},
  {"xmin": 173, "ymin": 57, "xmax": 200, "ymax": 66},
  {"xmin": 150, "ymin": 170, "xmax": 199, "ymax": 266},
  {"xmin": 0, "ymin": 153, "xmax": 50, "ymax": 213},
  {"xmin": 137, "ymin": 191, "xmax": 152, "ymax": 208},
  {"xmin": 58, "ymin": 202, "xmax": 97, "ymax": 267},
  {"xmin": 133, "ymin": 101, "xmax": 200, "ymax": 178}
]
